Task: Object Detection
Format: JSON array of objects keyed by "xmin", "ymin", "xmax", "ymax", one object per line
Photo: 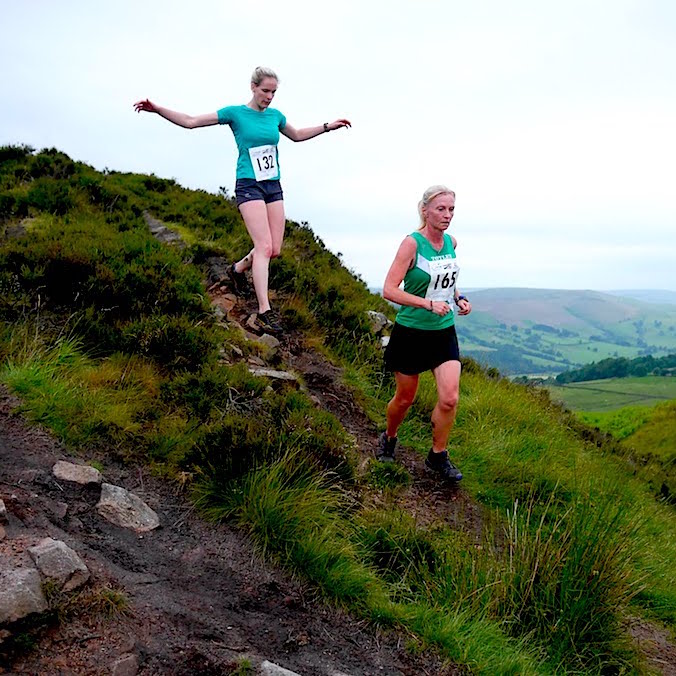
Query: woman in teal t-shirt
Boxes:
[
  {"xmin": 377, "ymin": 185, "xmax": 472, "ymax": 482},
  {"xmin": 134, "ymin": 66, "xmax": 350, "ymax": 334}
]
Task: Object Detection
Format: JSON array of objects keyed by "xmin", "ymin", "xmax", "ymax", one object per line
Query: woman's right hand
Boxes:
[
  {"xmin": 134, "ymin": 99, "xmax": 158, "ymax": 114},
  {"xmin": 430, "ymin": 301, "xmax": 452, "ymax": 316}
]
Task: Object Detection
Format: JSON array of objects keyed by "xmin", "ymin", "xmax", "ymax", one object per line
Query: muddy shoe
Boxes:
[
  {"xmin": 254, "ymin": 310, "xmax": 283, "ymax": 335},
  {"xmin": 228, "ymin": 262, "xmax": 250, "ymax": 295},
  {"xmin": 375, "ymin": 431, "xmax": 397, "ymax": 462},
  {"xmin": 425, "ymin": 449, "xmax": 463, "ymax": 482}
]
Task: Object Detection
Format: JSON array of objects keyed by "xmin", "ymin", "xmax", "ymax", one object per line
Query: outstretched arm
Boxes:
[
  {"xmin": 280, "ymin": 118, "xmax": 351, "ymax": 142},
  {"xmin": 133, "ymin": 99, "xmax": 219, "ymax": 129}
]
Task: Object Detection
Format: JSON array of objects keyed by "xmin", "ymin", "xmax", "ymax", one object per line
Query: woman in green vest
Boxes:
[
  {"xmin": 134, "ymin": 66, "xmax": 350, "ymax": 334},
  {"xmin": 377, "ymin": 185, "xmax": 472, "ymax": 481}
]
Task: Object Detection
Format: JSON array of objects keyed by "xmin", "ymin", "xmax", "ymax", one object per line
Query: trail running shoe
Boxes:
[
  {"xmin": 255, "ymin": 310, "xmax": 283, "ymax": 335},
  {"xmin": 375, "ymin": 431, "xmax": 397, "ymax": 462},
  {"xmin": 228, "ymin": 262, "xmax": 249, "ymax": 295},
  {"xmin": 425, "ymin": 450, "xmax": 463, "ymax": 482}
]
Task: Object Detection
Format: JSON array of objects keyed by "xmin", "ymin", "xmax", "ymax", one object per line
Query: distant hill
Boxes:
[
  {"xmin": 607, "ymin": 289, "xmax": 676, "ymax": 305},
  {"xmin": 453, "ymin": 288, "xmax": 676, "ymax": 375}
]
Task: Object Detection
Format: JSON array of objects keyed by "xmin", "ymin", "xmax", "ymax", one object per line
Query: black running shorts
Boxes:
[{"xmin": 384, "ymin": 322, "xmax": 460, "ymax": 375}]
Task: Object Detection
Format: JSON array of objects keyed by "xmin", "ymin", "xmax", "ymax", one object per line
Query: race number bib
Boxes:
[
  {"xmin": 248, "ymin": 144, "xmax": 278, "ymax": 181},
  {"xmin": 425, "ymin": 256, "xmax": 459, "ymax": 306}
]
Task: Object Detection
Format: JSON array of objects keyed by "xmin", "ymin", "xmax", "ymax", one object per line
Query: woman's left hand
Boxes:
[
  {"xmin": 327, "ymin": 119, "xmax": 351, "ymax": 130},
  {"xmin": 456, "ymin": 298, "xmax": 472, "ymax": 316}
]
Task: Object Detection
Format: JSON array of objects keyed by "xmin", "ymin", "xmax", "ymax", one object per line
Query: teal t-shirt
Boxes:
[
  {"xmin": 217, "ymin": 105, "xmax": 287, "ymax": 181},
  {"xmin": 396, "ymin": 232, "xmax": 459, "ymax": 330}
]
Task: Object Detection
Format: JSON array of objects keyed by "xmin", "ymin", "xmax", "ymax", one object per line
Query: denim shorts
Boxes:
[{"xmin": 235, "ymin": 178, "xmax": 284, "ymax": 206}]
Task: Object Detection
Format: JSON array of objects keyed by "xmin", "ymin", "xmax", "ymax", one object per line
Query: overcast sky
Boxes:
[{"xmin": 2, "ymin": 0, "xmax": 675, "ymax": 291}]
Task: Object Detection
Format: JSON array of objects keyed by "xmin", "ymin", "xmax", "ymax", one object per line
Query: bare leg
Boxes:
[
  {"xmin": 386, "ymin": 372, "xmax": 419, "ymax": 438},
  {"xmin": 430, "ymin": 360, "xmax": 461, "ymax": 452},
  {"xmin": 238, "ymin": 200, "xmax": 273, "ymax": 313},
  {"xmin": 266, "ymin": 200, "xmax": 286, "ymax": 259},
  {"xmin": 236, "ymin": 200, "xmax": 285, "ymax": 273}
]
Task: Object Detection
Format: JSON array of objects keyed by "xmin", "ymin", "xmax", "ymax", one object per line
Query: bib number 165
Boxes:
[{"xmin": 433, "ymin": 270, "xmax": 457, "ymax": 290}]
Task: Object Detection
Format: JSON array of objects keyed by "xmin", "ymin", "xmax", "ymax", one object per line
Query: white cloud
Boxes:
[{"xmin": 2, "ymin": 0, "xmax": 675, "ymax": 292}]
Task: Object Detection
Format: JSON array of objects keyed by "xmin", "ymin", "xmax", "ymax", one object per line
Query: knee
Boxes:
[
  {"xmin": 254, "ymin": 243, "xmax": 273, "ymax": 259},
  {"xmin": 270, "ymin": 246, "xmax": 282, "ymax": 259},
  {"xmin": 394, "ymin": 390, "xmax": 416, "ymax": 410},
  {"xmin": 437, "ymin": 391, "xmax": 459, "ymax": 413}
]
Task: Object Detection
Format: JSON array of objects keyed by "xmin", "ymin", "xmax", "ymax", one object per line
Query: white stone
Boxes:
[
  {"xmin": 0, "ymin": 568, "xmax": 47, "ymax": 624},
  {"xmin": 381, "ymin": 335, "xmax": 390, "ymax": 348},
  {"xmin": 0, "ymin": 499, "xmax": 7, "ymax": 524},
  {"xmin": 249, "ymin": 368, "xmax": 297, "ymax": 382},
  {"xmin": 257, "ymin": 333, "xmax": 281, "ymax": 350},
  {"xmin": 28, "ymin": 538, "xmax": 90, "ymax": 592},
  {"xmin": 97, "ymin": 484, "xmax": 160, "ymax": 532},
  {"xmin": 53, "ymin": 460, "xmax": 102, "ymax": 485},
  {"xmin": 260, "ymin": 661, "xmax": 301, "ymax": 676},
  {"xmin": 366, "ymin": 310, "xmax": 393, "ymax": 334}
]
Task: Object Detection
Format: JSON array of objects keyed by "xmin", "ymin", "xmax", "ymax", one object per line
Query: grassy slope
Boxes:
[
  {"xmin": 3, "ymin": 147, "xmax": 676, "ymax": 673},
  {"xmin": 545, "ymin": 377, "xmax": 676, "ymax": 507}
]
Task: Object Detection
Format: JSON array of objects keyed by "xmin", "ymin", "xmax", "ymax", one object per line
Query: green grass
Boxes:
[
  {"xmin": 3, "ymin": 146, "xmax": 675, "ymax": 673},
  {"xmin": 544, "ymin": 376, "xmax": 676, "ymax": 412},
  {"xmin": 195, "ymin": 452, "xmax": 546, "ymax": 674}
]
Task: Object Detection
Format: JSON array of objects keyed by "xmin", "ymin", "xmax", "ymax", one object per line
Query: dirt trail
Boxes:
[
  {"xmin": 209, "ymin": 270, "xmax": 483, "ymax": 537},
  {"xmin": 2, "ymin": 245, "xmax": 674, "ymax": 674},
  {"xmin": 0, "ymin": 386, "xmax": 459, "ymax": 676}
]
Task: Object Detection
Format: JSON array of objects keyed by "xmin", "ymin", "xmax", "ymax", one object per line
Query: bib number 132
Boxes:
[{"xmin": 249, "ymin": 144, "xmax": 278, "ymax": 181}]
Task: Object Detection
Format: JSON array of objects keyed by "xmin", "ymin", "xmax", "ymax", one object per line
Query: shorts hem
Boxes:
[{"xmin": 235, "ymin": 178, "xmax": 284, "ymax": 206}]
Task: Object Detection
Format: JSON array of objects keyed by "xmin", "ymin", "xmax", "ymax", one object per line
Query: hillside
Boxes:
[
  {"xmin": 607, "ymin": 289, "xmax": 676, "ymax": 305},
  {"xmin": 544, "ymin": 378, "xmax": 676, "ymax": 513},
  {"xmin": 455, "ymin": 287, "xmax": 676, "ymax": 374},
  {"xmin": 2, "ymin": 146, "xmax": 676, "ymax": 674}
]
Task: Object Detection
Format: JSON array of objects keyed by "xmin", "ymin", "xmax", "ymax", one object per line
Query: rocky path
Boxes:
[
  {"xmin": 0, "ymin": 387, "xmax": 458, "ymax": 675},
  {"xmin": 2, "ymin": 216, "xmax": 673, "ymax": 675}
]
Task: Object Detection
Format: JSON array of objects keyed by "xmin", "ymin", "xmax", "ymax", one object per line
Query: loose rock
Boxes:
[
  {"xmin": 50, "ymin": 501, "xmax": 69, "ymax": 519},
  {"xmin": 143, "ymin": 211, "xmax": 184, "ymax": 247},
  {"xmin": 213, "ymin": 295, "xmax": 236, "ymax": 314},
  {"xmin": 28, "ymin": 538, "xmax": 90, "ymax": 592},
  {"xmin": 249, "ymin": 368, "xmax": 297, "ymax": 382},
  {"xmin": 260, "ymin": 661, "xmax": 301, "ymax": 676},
  {"xmin": 257, "ymin": 333, "xmax": 281, "ymax": 351},
  {"xmin": 0, "ymin": 568, "xmax": 48, "ymax": 624},
  {"xmin": 53, "ymin": 460, "xmax": 102, "ymax": 485},
  {"xmin": 246, "ymin": 314, "xmax": 259, "ymax": 331},
  {"xmin": 96, "ymin": 484, "xmax": 160, "ymax": 532},
  {"xmin": 366, "ymin": 310, "xmax": 393, "ymax": 334},
  {"xmin": 0, "ymin": 498, "xmax": 7, "ymax": 524}
]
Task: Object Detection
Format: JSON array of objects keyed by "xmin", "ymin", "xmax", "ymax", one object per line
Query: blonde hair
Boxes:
[
  {"xmin": 251, "ymin": 66, "xmax": 279, "ymax": 85},
  {"xmin": 418, "ymin": 185, "xmax": 456, "ymax": 229}
]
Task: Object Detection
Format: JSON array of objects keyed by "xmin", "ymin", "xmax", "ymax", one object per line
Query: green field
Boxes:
[
  {"xmin": 544, "ymin": 376, "xmax": 676, "ymax": 412},
  {"xmin": 456, "ymin": 288, "xmax": 676, "ymax": 375}
]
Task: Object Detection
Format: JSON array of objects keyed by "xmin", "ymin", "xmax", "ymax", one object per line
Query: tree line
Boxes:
[{"xmin": 556, "ymin": 353, "xmax": 676, "ymax": 383}]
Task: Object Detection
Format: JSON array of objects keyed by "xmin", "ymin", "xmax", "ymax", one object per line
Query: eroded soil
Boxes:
[{"xmin": 0, "ymin": 387, "xmax": 460, "ymax": 676}]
